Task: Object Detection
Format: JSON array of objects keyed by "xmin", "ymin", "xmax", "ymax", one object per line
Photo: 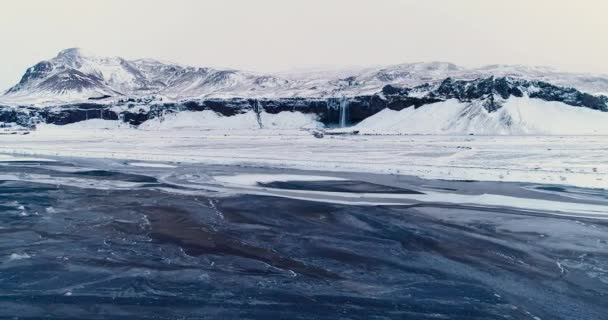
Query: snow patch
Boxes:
[
  {"xmin": 37, "ymin": 119, "xmax": 129, "ymax": 131},
  {"xmin": 128, "ymin": 162, "xmax": 177, "ymax": 168}
]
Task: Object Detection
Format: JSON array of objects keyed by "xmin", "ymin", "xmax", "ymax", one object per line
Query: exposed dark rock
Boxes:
[
  {"xmin": 1, "ymin": 77, "xmax": 606, "ymax": 129},
  {"xmin": 432, "ymin": 77, "xmax": 608, "ymax": 112}
]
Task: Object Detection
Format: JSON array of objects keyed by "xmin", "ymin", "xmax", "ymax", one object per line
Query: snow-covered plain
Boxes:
[{"xmin": 0, "ymin": 121, "xmax": 606, "ymax": 189}]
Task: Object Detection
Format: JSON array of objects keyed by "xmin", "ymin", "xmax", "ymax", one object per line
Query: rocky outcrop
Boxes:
[{"xmin": 427, "ymin": 77, "xmax": 608, "ymax": 112}]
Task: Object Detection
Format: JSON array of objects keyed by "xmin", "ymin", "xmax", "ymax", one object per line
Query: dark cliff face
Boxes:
[
  {"xmin": 2, "ymin": 77, "xmax": 607, "ymax": 129},
  {"xmin": 526, "ymin": 81, "xmax": 608, "ymax": 111},
  {"xmin": 433, "ymin": 77, "xmax": 524, "ymax": 101},
  {"xmin": 427, "ymin": 77, "xmax": 608, "ymax": 112}
]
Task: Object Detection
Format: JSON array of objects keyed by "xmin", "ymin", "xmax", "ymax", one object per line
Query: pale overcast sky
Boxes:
[{"xmin": 1, "ymin": 0, "xmax": 607, "ymax": 90}]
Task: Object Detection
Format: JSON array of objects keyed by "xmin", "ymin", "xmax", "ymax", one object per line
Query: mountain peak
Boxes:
[{"xmin": 56, "ymin": 47, "xmax": 88, "ymax": 59}]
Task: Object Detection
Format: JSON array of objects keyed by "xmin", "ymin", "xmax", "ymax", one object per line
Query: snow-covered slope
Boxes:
[
  {"xmin": 33, "ymin": 110, "xmax": 321, "ymax": 132},
  {"xmin": 3, "ymin": 48, "xmax": 608, "ymax": 106},
  {"xmin": 349, "ymin": 97, "xmax": 608, "ymax": 135},
  {"xmin": 138, "ymin": 110, "xmax": 321, "ymax": 130}
]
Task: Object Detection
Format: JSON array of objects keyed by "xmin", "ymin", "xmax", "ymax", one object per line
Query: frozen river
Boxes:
[{"xmin": 0, "ymin": 156, "xmax": 607, "ymax": 319}]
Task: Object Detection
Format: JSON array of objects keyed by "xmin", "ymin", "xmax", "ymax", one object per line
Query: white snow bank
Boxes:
[
  {"xmin": 260, "ymin": 111, "xmax": 323, "ymax": 129},
  {"xmin": 128, "ymin": 162, "xmax": 177, "ymax": 168},
  {"xmin": 350, "ymin": 97, "xmax": 608, "ymax": 135},
  {"xmin": 37, "ymin": 119, "xmax": 129, "ymax": 131},
  {"xmin": 503, "ymin": 98, "xmax": 608, "ymax": 135},
  {"xmin": 0, "ymin": 154, "xmax": 55, "ymax": 162},
  {"xmin": 138, "ymin": 110, "xmax": 322, "ymax": 130},
  {"xmin": 213, "ymin": 174, "xmax": 346, "ymax": 186},
  {"xmin": 28, "ymin": 111, "xmax": 322, "ymax": 133}
]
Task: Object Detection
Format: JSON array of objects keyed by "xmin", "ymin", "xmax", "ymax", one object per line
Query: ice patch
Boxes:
[
  {"xmin": 9, "ymin": 253, "xmax": 31, "ymax": 261},
  {"xmin": 213, "ymin": 182, "xmax": 608, "ymax": 217},
  {"xmin": 213, "ymin": 174, "xmax": 346, "ymax": 186},
  {"xmin": 0, "ymin": 173, "xmax": 146, "ymax": 190}
]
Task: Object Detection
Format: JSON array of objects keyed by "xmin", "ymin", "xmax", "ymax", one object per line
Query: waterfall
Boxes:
[
  {"xmin": 254, "ymin": 100, "xmax": 263, "ymax": 129},
  {"xmin": 339, "ymin": 98, "xmax": 349, "ymax": 128}
]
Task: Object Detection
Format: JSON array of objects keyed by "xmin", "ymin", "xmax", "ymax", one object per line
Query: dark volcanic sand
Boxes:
[{"xmin": 0, "ymin": 159, "xmax": 607, "ymax": 319}]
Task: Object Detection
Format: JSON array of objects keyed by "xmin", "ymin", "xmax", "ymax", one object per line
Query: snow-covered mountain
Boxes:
[
  {"xmin": 1, "ymin": 48, "xmax": 608, "ymax": 136},
  {"xmin": 3, "ymin": 48, "xmax": 608, "ymax": 106},
  {"xmin": 305, "ymin": 62, "xmax": 608, "ymax": 98},
  {"xmin": 1, "ymin": 48, "xmax": 288, "ymax": 105}
]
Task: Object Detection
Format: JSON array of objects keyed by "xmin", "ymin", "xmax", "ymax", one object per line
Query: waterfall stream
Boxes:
[
  {"xmin": 255, "ymin": 100, "xmax": 263, "ymax": 129},
  {"xmin": 339, "ymin": 98, "xmax": 349, "ymax": 128}
]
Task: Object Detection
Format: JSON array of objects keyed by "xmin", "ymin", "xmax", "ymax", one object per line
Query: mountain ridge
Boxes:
[
  {"xmin": 1, "ymin": 48, "xmax": 607, "ymax": 136},
  {"xmin": 3, "ymin": 48, "xmax": 608, "ymax": 106}
]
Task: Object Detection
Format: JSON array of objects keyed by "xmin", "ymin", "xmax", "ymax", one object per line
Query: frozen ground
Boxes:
[{"xmin": 0, "ymin": 123, "xmax": 606, "ymax": 189}]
